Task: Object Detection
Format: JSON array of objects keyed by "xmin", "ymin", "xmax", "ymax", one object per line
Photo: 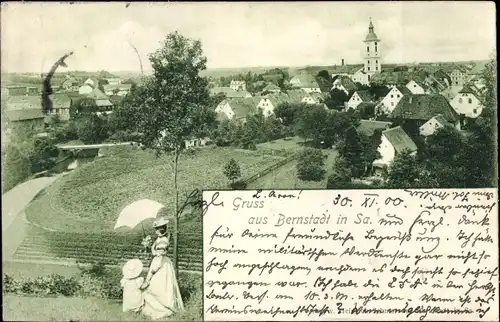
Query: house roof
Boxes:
[
  {"xmin": 228, "ymin": 97, "xmax": 260, "ymax": 119},
  {"xmin": 51, "ymin": 94, "xmax": 71, "ymax": 109},
  {"xmin": 355, "ymin": 90, "xmax": 372, "ymax": 102},
  {"xmin": 86, "ymin": 88, "xmax": 109, "ymax": 100},
  {"xmin": 391, "ymin": 94, "xmax": 459, "ymax": 122},
  {"xmin": 263, "ymin": 83, "xmax": 280, "ymax": 91},
  {"xmin": 6, "ymin": 95, "xmax": 41, "ymax": 110},
  {"xmin": 358, "ymin": 119, "xmax": 392, "ymax": 136},
  {"xmin": 382, "ymin": 126, "xmax": 417, "ymax": 154},
  {"xmin": 5, "ymin": 108, "xmax": 45, "ymax": 121},
  {"xmin": 109, "ymin": 95, "xmax": 124, "ymax": 106},
  {"xmin": 210, "ymin": 87, "xmax": 251, "ymax": 98},
  {"xmin": 372, "ymin": 71, "xmax": 427, "ymax": 86},
  {"xmin": 431, "ymin": 114, "xmax": 451, "ymax": 127},
  {"xmin": 103, "ymin": 83, "xmax": 132, "ymax": 92},
  {"xmin": 264, "ymin": 92, "xmax": 291, "ymax": 107},
  {"xmin": 286, "ymin": 89, "xmax": 308, "ymax": 103},
  {"xmin": 85, "ymin": 77, "xmax": 99, "ymax": 87},
  {"xmin": 291, "ymin": 74, "xmax": 320, "ymax": 88},
  {"xmin": 395, "ymin": 86, "xmax": 412, "ymax": 96},
  {"xmin": 333, "ymin": 75, "xmax": 358, "ymax": 92},
  {"xmin": 95, "ymin": 99, "xmax": 113, "ymax": 107},
  {"xmin": 459, "ymin": 84, "xmax": 480, "ymax": 96}
]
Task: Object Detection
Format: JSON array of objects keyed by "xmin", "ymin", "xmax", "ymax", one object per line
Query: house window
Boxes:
[
  {"xmin": 390, "ymin": 94, "xmax": 393, "ymax": 98},
  {"xmin": 367, "ymin": 46, "xmax": 370, "ymax": 52},
  {"xmin": 473, "ymin": 108, "xmax": 478, "ymax": 114},
  {"xmin": 375, "ymin": 46, "xmax": 378, "ymax": 52},
  {"xmin": 391, "ymin": 102, "xmax": 394, "ymax": 106},
  {"xmin": 456, "ymin": 82, "xmax": 458, "ymax": 85},
  {"xmin": 397, "ymin": 94, "xmax": 400, "ymax": 98},
  {"xmin": 468, "ymin": 98, "xmax": 472, "ymax": 104},
  {"xmin": 368, "ymin": 67, "xmax": 371, "ymax": 71},
  {"xmin": 376, "ymin": 66, "xmax": 378, "ymax": 71}
]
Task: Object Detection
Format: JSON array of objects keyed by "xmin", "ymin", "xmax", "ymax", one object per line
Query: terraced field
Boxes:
[{"xmin": 13, "ymin": 225, "xmax": 203, "ymax": 272}]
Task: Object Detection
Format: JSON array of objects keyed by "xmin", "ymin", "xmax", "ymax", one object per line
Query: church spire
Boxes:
[{"xmin": 369, "ymin": 17, "xmax": 374, "ymax": 32}]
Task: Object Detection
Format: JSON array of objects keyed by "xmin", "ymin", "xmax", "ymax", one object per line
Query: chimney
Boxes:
[
  {"xmin": 341, "ymin": 59, "xmax": 345, "ymax": 66},
  {"xmin": 409, "ymin": 96, "xmax": 413, "ymax": 104}
]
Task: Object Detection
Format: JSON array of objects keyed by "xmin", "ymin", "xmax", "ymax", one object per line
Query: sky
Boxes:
[{"xmin": 1, "ymin": 1, "xmax": 496, "ymax": 73}]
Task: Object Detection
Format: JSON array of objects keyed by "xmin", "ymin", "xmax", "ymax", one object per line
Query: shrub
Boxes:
[
  {"xmin": 296, "ymin": 148, "xmax": 326, "ymax": 182},
  {"xmin": 76, "ymin": 113, "xmax": 109, "ymax": 144},
  {"xmin": 230, "ymin": 180, "xmax": 247, "ymax": 190},
  {"xmin": 223, "ymin": 158, "xmax": 241, "ymax": 184}
]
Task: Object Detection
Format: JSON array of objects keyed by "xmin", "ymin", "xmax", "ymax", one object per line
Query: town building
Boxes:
[
  {"xmin": 230, "ymin": 80, "xmax": 247, "ymax": 92},
  {"xmin": 391, "ymin": 94, "xmax": 461, "ymax": 133},
  {"xmin": 289, "ymin": 74, "xmax": 321, "ymax": 93},
  {"xmin": 450, "ymin": 86, "xmax": 483, "ymax": 119},
  {"xmin": 346, "ymin": 90, "xmax": 373, "ymax": 110},
  {"xmin": 49, "ymin": 94, "xmax": 72, "ymax": 121},
  {"xmin": 215, "ymin": 97, "xmax": 261, "ymax": 121},
  {"xmin": 210, "ymin": 87, "xmax": 252, "ymax": 99},
  {"xmin": 331, "ymin": 75, "xmax": 358, "ymax": 94},
  {"xmin": 363, "ymin": 18, "xmax": 381, "ymax": 79},
  {"xmin": 372, "ymin": 126, "xmax": 417, "ymax": 175},
  {"xmin": 419, "ymin": 114, "xmax": 452, "ymax": 137},
  {"xmin": 406, "ymin": 80, "xmax": 426, "ymax": 94},
  {"xmin": 5, "ymin": 86, "xmax": 28, "ymax": 96},
  {"xmin": 262, "ymin": 83, "xmax": 281, "ymax": 93},
  {"xmin": 4, "ymin": 109, "xmax": 46, "ymax": 136},
  {"xmin": 103, "ymin": 83, "xmax": 132, "ymax": 97},
  {"xmin": 376, "ymin": 86, "xmax": 412, "ymax": 114}
]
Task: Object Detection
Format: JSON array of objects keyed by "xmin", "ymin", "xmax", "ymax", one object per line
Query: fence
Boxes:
[{"xmin": 242, "ymin": 153, "xmax": 299, "ymax": 185}]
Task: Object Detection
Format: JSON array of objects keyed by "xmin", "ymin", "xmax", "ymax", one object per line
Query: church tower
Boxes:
[{"xmin": 363, "ymin": 18, "xmax": 381, "ymax": 77}]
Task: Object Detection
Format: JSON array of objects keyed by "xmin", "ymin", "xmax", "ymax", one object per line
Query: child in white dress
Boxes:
[{"xmin": 120, "ymin": 259, "xmax": 145, "ymax": 313}]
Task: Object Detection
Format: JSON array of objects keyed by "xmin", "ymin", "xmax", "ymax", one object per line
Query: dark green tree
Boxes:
[
  {"xmin": 327, "ymin": 155, "xmax": 352, "ymax": 188},
  {"xmin": 385, "ymin": 150, "xmax": 423, "ymax": 188},
  {"xmin": 121, "ymin": 32, "xmax": 217, "ymax": 275},
  {"xmin": 76, "ymin": 113, "xmax": 109, "ymax": 144},
  {"xmin": 337, "ymin": 126, "xmax": 365, "ymax": 177},
  {"xmin": 296, "ymin": 148, "xmax": 326, "ymax": 182}
]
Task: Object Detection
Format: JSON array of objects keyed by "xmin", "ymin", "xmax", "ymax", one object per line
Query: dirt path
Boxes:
[{"xmin": 2, "ymin": 175, "xmax": 62, "ymax": 259}]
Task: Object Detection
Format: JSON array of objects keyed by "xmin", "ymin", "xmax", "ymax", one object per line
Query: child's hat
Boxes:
[{"xmin": 122, "ymin": 259, "xmax": 144, "ymax": 279}]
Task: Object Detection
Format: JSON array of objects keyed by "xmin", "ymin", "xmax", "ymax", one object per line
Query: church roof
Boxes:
[{"xmin": 364, "ymin": 19, "xmax": 380, "ymax": 42}]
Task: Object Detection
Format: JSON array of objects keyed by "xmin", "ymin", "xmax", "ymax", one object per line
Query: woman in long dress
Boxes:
[{"xmin": 140, "ymin": 217, "xmax": 184, "ymax": 319}]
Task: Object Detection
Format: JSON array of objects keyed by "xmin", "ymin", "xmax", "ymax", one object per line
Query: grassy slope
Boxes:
[
  {"xmin": 248, "ymin": 140, "xmax": 338, "ymax": 190},
  {"xmin": 2, "ymin": 295, "xmax": 135, "ymax": 321},
  {"xmin": 25, "ymin": 145, "xmax": 284, "ymax": 233}
]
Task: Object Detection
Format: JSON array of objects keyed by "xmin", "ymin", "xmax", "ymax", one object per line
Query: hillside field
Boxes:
[{"xmin": 25, "ymin": 145, "xmax": 285, "ymax": 233}]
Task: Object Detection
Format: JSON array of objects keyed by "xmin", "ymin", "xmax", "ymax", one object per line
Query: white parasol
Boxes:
[{"xmin": 114, "ymin": 199, "xmax": 165, "ymax": 235}]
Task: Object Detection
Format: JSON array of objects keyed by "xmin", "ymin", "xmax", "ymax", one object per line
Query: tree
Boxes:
[
  {"xmin": 327, "ymin": 155, "xmax": 352, "ymax": 188},
  {"xmin": 337, "ymin": 126, "xmax": 365, "ymax": 177},
  {"xmin": 326, "ymin": 88, "xmax": 349, "ymax": 109},
  {"xmin": 274, "ymin": 102, "xmax": 304, "ymax": 127},
  {"xmin": 76, "ymin": 113, "xmax": 109, "ymax": 144},
  {"xmin": 368, "ymin": 84, "xmax": 390, "ymax": 100},
  {"xmin": 296, "ymin": 148, "xmax": 326, "ymax": 181},
  {"xmin": 385, "ymin": 150, "xmax": 423, "ymax": 188},
  {"xmin": 75, "ymin": 97, "xmax": 98, "ymax": 115},
  {"xmin": 360, "ymin": 128, "xmax": 382, "ymax": 176},
  {"xmin": 223, "ymin": 158, "xmax": 241, "ymax": 185},
  {"xmin": 317, "ymin": 70, "xmax": 331, "ymax": 82},
  {"xmin": 126, "ymin": 32, "xmax": 217, "ymax": 275}
]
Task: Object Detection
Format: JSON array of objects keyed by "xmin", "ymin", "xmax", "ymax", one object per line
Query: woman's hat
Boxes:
[
  {"xmin": 153, "ymin": 217, "xmax": 170, "ymax": 228},
  {"xmin": 122, "ymin": 259, "xmax": 144, "ymax": 279}
]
